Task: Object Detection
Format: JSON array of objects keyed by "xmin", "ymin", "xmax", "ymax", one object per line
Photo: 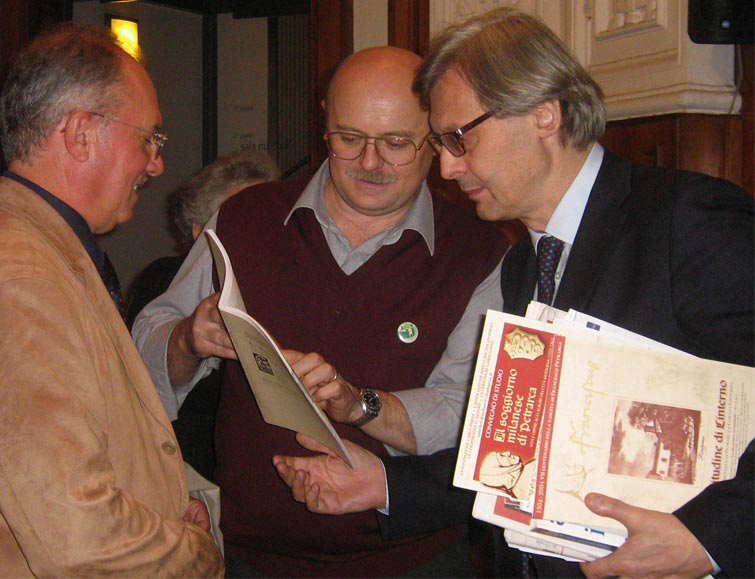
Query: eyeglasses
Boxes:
[
  {"xmin": 89, "ymin": 111, "xmax": 167, "ymax": 160},
  {"xmin": 428, "ymin": 110, "xmax": 495, "ymax": 157},
  {"xmin": 324, "ymin": 131, "xmax": 430, "ymax": 166}
]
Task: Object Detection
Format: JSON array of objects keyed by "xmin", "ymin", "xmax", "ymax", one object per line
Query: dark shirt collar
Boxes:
[{"xmin": 4, "ymin": 170, "xmax": 105, "ymax": 271}]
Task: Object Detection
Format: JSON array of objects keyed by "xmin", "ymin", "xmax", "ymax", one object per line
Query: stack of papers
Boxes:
[{"xmin": 454, "ymin": 303, "xmax": 754, "ymax": 562}]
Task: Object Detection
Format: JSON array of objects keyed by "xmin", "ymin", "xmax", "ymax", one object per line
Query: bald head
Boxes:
[
  {"xmin": 323, "ymin": 45, "xmax": 430, "ymax": 154},
  {"xmin": 325, "ymin": 46, "xmax": 423, "ymax": 110}
]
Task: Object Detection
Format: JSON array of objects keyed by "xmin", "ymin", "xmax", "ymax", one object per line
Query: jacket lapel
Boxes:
[
  {"xmin": 553, "ymin": 150, "xmax": 633, "ymax": 312},
  {"xmin": 501, "ymin": 240, "xmax": 537, "ymax": 315}
]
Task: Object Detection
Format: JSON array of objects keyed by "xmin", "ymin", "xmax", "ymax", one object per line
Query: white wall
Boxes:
[
  {"xmin": 354, "ymin": 0, "xmax": 388, "ymax": 51},
  {"xmin": 217, "ymin": 14, "xmax": 268, "ymax": 156},
  {"xmin": 73, "ymin": 1, "xmax": 203, "ymax": 297}
]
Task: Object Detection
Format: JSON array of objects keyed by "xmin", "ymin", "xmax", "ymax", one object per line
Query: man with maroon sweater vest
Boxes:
[{"xmin": 133, "ymin": 46, "xmax": 508, "ymax": 577}]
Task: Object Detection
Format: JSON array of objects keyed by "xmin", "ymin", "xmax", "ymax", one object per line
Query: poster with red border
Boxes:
[{"xmin": 455, "ymin": 312, "xmax": 560, "ymax": 500}]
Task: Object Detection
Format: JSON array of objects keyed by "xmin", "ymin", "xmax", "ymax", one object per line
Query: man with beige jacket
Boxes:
[{"xmin": 0, "ymin": 23, "xmax": 223, "ymax": 577}]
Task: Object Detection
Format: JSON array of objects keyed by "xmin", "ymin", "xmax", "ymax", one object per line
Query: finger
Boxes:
[
  {"xmin": 280, "ymin": 348, "xmax": 305, "ymax": 365},
  {"xmin": 194, "ymin": 509, "xmax": 211, "ymax": 532},
  {"xmin": 322, "ymin": 364, "xmax": 338, "ymax": 383},
  {"xmin": 306, "ymin": 482, "xmax": 325, "ymax": 513},
  {"xmin": 311, "ymin": 381, "xmax": 339, "ymax": 402},
  {"xmin": 584, "ymin": 493, "xmax": 640, "ymax": 532},
  {"xmin": 303, "ymin": 365, "xmax": 338, "ymax": 389},
  {"xmin": 183, "ymin": 501, "xmax": 199, "ymax": 522},
  {"xmin": 185, "ymin": 501, "xmax": 211, "ymax": 532},
  {"xmin": 191, "ymin": 298, "xmax": 237, "ymax": 358},
  {"xmin": 312, "ymin": 381, "xmax": 357, "ymax": 406},
  {"xmin": 214, "ymin": 345, "xmax": 238, "ymax": 360},
  {"xmin": 289, "ymin": 351, "xmax": 325, "ymax": 376},
  {"xmin": 295, "ymin": 432, "xmax": 336, "ymax": 456},
  {"xmin": 290, "ymin": 469, "xmax": 308, "ymax": 503},
  {"xmin": 198, "ymin": 332, "xmax": 237, "ymax": 360},
  {"xmin": 579, "ymin": 557, "xmax": 613, "ymax": 579},
  {"xmin": 272, "ymin": 456, "xmax": 295, "ymax": 486},
  {"xmin": 580, "ymin": 547, "xmax": 626, "ymax": 579},
  {"xmin": 196, "ymin": 292, "xmax": 222, "ymax": 319},
  {"xmin": 205, "ymin": 327, "xmax": 236, "ymax": 355},
  {"xmin": 286, "ymin": 352, "xmax": 337, "ymax": 387}
]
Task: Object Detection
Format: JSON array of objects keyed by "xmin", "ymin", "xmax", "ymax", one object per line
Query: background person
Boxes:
[{"xmin": 126, "ymin": 149, "xmax": 280, "ymax": 328}]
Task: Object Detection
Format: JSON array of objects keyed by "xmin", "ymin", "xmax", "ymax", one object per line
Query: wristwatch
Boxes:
[{"xmin": 348, "ymin": 388, "xmax": 381, "ymax": 427}]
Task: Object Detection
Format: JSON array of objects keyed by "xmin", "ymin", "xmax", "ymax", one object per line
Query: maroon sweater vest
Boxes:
[{"xmin": 215, "ymin": 180, "xmax": 508, "ymax": 577}]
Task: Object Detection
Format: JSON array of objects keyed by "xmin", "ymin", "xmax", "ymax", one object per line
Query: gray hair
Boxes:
[
  {"xmin": 1, "ymin": 23, "xmax": 129, "ymax": 164},
  {"xmin": 414, "ymin": 7, "xmax": 605, "ymax": 149},
  {"xmin": 170, "ymin": 150, "xmax": 281, "ymax": 245}
]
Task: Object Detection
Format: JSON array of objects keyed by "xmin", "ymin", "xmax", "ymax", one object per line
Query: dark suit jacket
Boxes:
[{"xmin": 378, "ymin": 150, "xmax": 754, "ymax": 578}]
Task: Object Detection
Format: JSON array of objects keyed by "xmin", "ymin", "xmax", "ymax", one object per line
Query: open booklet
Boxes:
[
  {"xmin": 459, "ymin": 303, "xmax": 753, "ymax": 563},
  {"xmin": 205, "ymin": 229, "xmax": 352, "ymax": 467}
]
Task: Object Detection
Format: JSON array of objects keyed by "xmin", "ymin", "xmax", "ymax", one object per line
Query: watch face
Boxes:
[{"xmin": 362, "ymin": 389, "xmax": 381, "ymax": 416}]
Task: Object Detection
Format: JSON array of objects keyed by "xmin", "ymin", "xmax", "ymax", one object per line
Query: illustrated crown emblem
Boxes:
[{"xmin": 503, "ymin": 327, "xmax": 545, "ymax": 360}]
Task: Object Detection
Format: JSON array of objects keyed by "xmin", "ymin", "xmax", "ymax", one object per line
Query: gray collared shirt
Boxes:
[
  {"xmin": 285, "ymin": 160, "xmax": 436, "ymax": 274},
  {"xmin": 133, "ymin": 160, "xmax": 502, "ymax": 455}
]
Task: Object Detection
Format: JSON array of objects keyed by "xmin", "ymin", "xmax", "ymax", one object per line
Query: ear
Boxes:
[
  {"xmin": 61, "ymin": 110, "xmax": 96, "ymax": 162},
  {"xmin": 532, "ymin": 99, "xmax": 562, "ymax": 139}
]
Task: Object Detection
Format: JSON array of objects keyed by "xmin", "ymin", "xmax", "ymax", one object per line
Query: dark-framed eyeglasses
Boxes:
[
  {"xmin": 88, "ymin": 111, "xmax": 167, "ymax": 160},
  {"xmin": 428, "ymin": 110, "xmax": 495, "ymax": 157},
  {"xmin": 324, "ymin": 131, "xmax": 430, "ymax": 166}
]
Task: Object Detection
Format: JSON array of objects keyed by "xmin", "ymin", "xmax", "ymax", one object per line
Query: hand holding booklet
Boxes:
[
  {"xmin": 458, "ymin": 303, "xmax": 753, "ymax": 563},
  {"xmin": 205, "ymin": 229, "xmax": 352, "ymax": 467}
]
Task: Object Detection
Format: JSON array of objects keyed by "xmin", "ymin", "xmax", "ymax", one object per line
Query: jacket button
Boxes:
[{"xmin": 161, "ymin": 442, "xmax": 177, "ymax": 455}]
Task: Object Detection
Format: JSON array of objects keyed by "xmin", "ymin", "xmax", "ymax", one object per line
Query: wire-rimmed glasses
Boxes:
[
  {"xmin": 324, "ymin": 131, "xmax": 430, "ymax": 166},
  {"xmin": 88, "ymin": 111, "xmax": 167, "ymax": 160}
]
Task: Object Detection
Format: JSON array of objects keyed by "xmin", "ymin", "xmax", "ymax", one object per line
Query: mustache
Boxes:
[{"xmin": 346, "ymin": 168, "xmax": 398, "ymax": 185}]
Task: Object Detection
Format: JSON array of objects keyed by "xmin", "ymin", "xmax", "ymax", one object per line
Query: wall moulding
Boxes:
[
  {"xmin": 587, "ymin": 0, "xmax": 739, "ymax": 120},
  {"xmin": 428, "ymin": 0, "xmax": 740, "ymax": 121}
]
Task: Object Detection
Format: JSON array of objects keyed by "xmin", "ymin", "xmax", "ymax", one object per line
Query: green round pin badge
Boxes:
[{"xmin": 397, "ymin": 322, "xmax": 419, "ymax": 343}]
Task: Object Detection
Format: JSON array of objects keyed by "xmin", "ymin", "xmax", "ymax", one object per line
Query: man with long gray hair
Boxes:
[{"xmin": 274, "ymin": 7, "xmax": 753, "ymax": 579}]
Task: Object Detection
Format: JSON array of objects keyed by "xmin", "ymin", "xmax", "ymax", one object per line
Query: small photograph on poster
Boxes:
[
  {"xmin": 478, "ymin": 450, "xmax": 537, "ymax": 500},
  {"xmin": 608, "ymin": 400, "xmax": 700, "ymax": 484}
]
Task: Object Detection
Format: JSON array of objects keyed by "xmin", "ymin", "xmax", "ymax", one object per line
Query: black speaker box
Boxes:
[{"xmin": 688, "ymin": 0, "xmax": 754, "ymax": 44}]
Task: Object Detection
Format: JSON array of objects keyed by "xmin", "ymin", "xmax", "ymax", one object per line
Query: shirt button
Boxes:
[{"xmin": 161, "ymin": 442, "xmax": 177, "ymax": 455}]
